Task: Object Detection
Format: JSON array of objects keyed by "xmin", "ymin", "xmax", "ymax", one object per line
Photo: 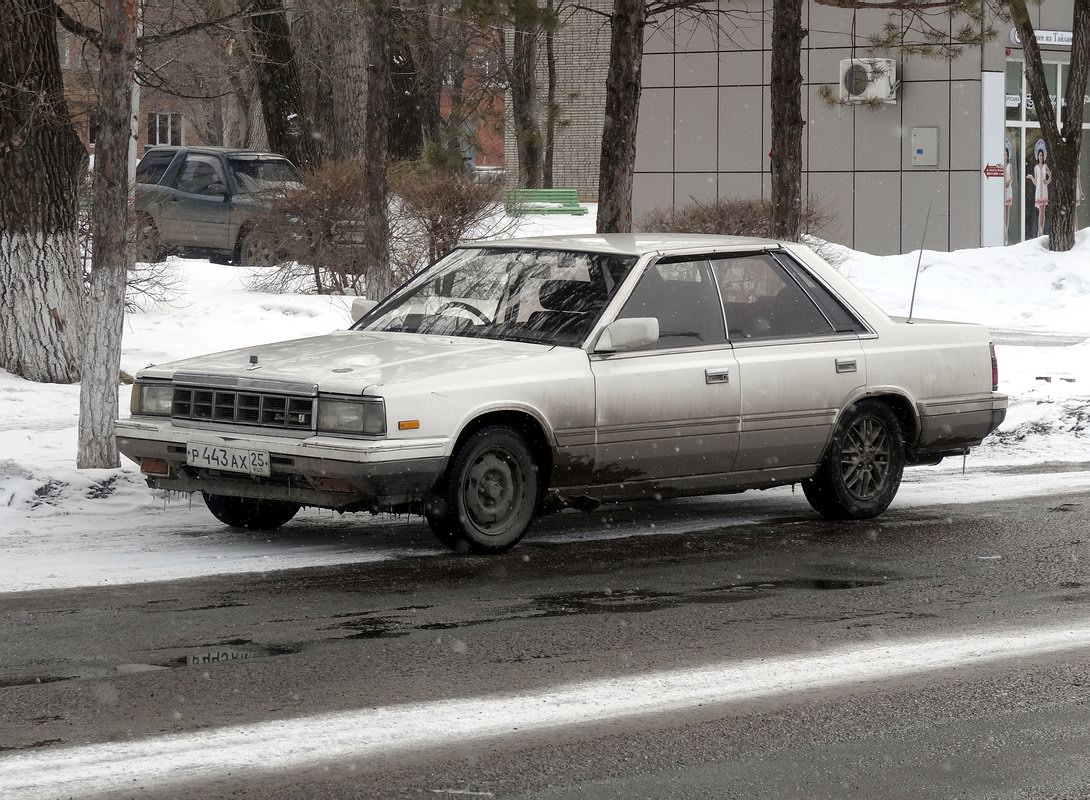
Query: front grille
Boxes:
[{"xmin": 172, "ymin": 387, "xmax": 315, "ymax": 430}]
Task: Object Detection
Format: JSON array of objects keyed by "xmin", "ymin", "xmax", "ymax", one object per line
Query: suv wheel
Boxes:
[
  {"xmin": 236, "ymin": 231, "xmax": 277, "ymax": 267},
  {"xmin": 134, "ymin": 215, "xmax": 160, "ymax": 263}
]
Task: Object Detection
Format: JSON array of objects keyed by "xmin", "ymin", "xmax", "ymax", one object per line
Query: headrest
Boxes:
[{"xmin": 538, "ymin": 280, "xmax": 602, "ymax": 311}]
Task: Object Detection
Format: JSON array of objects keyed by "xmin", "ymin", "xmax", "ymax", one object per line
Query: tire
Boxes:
[
  {"xmin": 428, "ymin": 425, "xmax": 541, "ymax": 554},
  {"xmin": 202, "ymin": 492, "xmax": 300, "ymax": 531},
  {"xmin": 802, "ymin": 400, "xmax": 906, "ymax": 520},
  {"xmin": 236, "ymin": 230, "xmax": 276, "ymax": 267},
  {"xmin": 423, "ymin": 497, "xmax": 463, "ymax": 551}
]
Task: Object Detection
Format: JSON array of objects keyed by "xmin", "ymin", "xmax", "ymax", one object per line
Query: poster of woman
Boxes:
[
  {"xmin": 1027, "ymin": 138, "xmax": 1052, "ymax": 238},
  {"xmin": 1003, "ymin": 139, "xmax": 1013, "ymax": 245}
]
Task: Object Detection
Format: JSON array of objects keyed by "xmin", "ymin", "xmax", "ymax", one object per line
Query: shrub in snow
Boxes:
[
  {"xmin": 641, "ymin": 197, "xmax": 843, "ymax": 264},
  {"xmin": 388, "ymin": 159, "xmax": 518, "ymax": 277}
]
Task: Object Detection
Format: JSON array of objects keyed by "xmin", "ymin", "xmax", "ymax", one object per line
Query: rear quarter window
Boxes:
[{"xmin": 135, "ymin": 151, "xmax": 176, "ymax": 185}]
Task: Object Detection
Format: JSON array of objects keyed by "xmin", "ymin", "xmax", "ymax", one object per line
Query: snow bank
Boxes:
[{"xmin": 835, "ymin": 229, "xmax": 1090, "ymax": 333}]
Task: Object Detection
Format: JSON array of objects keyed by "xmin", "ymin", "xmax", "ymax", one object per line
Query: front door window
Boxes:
[{"xmin": 615, "ymin": 259, "xmax": 726, "ymax": 350}]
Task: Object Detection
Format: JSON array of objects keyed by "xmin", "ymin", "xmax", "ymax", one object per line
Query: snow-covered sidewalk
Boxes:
[{"xmin": 1, "ymin": 210, "xmax": 1088, "ymax": 592}]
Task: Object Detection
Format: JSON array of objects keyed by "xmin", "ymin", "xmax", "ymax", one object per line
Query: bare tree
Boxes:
[
  {"xmin": 543, "ymin": 0, "xmax": 558, "ymax": 187},
  {"xmin": 77, "ymin": 0, "xmax": 138, "ymax": 469},
  {"xmin": 1010, "ymin": 0, "xmax": 1090, "ymax": 251},
  {"xmin": 323, "ymin": 0, "xmax": 370, "ymax": 158},
  {"xmin": 0, "ymin": 0, "xmax": 88, "ymax": 383},
  {"xmin": 769, "ymin": 0, "xmax": 804, "ymax": 241},
  {"xmin": 362, "ymin": 0, "xmax": 393, "ymax": 298},
  {"xmin": 596, "ymin": 0, "xmax": 646, "ymax": 232},
  {"xmin": 247, "ymin": 0, "xmax": 318, "ymax": 165}
]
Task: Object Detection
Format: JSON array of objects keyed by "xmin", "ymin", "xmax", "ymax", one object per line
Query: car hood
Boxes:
[{"xmin": 138, "ymin": 330, "xmax": 556, "ymax": 395}]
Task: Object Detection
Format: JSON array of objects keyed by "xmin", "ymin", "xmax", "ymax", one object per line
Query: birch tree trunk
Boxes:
[
  {"xmin": 0, "ymin": 0, "xmax": 88, "ymax": 383},
  {"xmin": 77, "ymin": 0, "xmax": 137, "ymax": 469},
  {"xmin": 769, "ymin": 0, "xmax": 805, "ymax": 241},
  {"xmin": 596, "ymin": 0, "xmax": 645, "ymax": 233},
  {"xmin": 362, "ymin": 0, "xmax": 392, "ymax": 299}
]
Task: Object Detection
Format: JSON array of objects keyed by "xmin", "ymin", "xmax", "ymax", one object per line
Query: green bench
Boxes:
[{"xmin": 504, "ymin": 188, "xmax": 588, "ymax": 216}]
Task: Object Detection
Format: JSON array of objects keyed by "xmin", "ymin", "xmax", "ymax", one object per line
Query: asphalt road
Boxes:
[{"xmin": 2, "ymin": 486, "xmax": 1090, "ymax": 799}]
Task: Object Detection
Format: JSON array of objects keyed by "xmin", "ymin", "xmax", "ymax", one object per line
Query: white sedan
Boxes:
[{"xmin": 118, "ymin": 234, "xmax": 1007, "ymax": 553}]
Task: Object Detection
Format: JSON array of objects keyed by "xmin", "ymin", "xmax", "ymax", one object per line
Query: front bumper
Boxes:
[{"xmin": 116, "ymin": 418, "xmax": 450, "ymax": 510}]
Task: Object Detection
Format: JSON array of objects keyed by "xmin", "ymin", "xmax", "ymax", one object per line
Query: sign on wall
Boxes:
[{"xmin": 1009, "ymin": 29, "xmax": 1073, "ymax": 48}]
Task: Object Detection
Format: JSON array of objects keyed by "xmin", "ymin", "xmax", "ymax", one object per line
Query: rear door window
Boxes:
[
  {"xmin": 711, "ymin": 254, "xmax": 835, "ymax": 341},
  {"xmin": 174, "ymin": 155, "xmax": 228, "ymax": 195}
]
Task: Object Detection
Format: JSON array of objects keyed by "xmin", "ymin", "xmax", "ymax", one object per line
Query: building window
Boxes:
[{"xmin": 147, "ymin": 112, "xmax": 182, "ymax": 148}]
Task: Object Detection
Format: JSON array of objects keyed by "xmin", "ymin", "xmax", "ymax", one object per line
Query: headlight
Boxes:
[
  {"xmin": 130, "ymin": 383, "xmax": 173, "ymax": 416},
  {"xmin": 317, "ymin": 397, "xmax": 385, "ymax": 435}
]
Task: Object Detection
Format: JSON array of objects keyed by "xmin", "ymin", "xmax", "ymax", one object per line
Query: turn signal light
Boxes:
[
  {"xmin": 140, "ymin": 458, "xmax": 170, "ymax": 477},
  {"xmin": 398, "ymin": 420, "xmax": 420, "ymax": 431}
]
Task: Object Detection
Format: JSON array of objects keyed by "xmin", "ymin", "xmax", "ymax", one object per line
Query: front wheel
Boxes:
[
  {"xmin": 428, "ymin": 425, "xmax": 541, "ymax": 554},
  {"xmin": 202, "ymin": 492, "xmax": 300, "ymax": 530},
  {"xmin": 803, "ymin": 400, "xmax": 906, "ymax": 520}
]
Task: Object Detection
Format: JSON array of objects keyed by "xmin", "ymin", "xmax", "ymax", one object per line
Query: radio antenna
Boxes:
[{"xmin": 907, "ymin": 198, "xmax": 932, "ymax": 324}]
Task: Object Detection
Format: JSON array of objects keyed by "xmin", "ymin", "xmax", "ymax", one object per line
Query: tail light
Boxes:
[{"xmin": 990, "ymin": 343, "xmax": 998, "ymax": 391}]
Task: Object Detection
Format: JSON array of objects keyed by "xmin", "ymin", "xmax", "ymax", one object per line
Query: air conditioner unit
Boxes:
[{"xmin": 838, "ymin": 58, "xmax": 899, "ymax": 104}]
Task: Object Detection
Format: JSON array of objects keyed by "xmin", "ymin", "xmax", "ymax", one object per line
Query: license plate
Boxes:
[{"xmin": 186, "ymin": 444, "xmax": 271, "ymax": 476}]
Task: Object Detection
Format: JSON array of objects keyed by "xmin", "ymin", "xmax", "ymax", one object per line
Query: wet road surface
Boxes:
[{"xmin": 2, "ymin": 488, "xmax": 1090, "ymax": 798}]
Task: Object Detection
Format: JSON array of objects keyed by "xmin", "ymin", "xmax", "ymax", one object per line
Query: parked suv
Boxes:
[{"xmin": 134, "ymin": 146, "xmax": 302, "ymax": 264}]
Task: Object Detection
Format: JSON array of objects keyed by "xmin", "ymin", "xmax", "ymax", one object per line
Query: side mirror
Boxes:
[
  {"xmin": 206, "ymin": 181, "xmax": 228, "ymax": 197},
  {"xmin": 351, "ymin": 297, "xmax": 378, "ymax": 323},
  {"xmin": 594, "ymin": 317, "xmax": 659, "ymax": 353}
]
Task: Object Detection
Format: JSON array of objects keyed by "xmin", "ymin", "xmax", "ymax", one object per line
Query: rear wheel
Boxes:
[
  {"xmin": 202, "ymin": 492, "xmax": 300, "ymax": 530},
  {"xmin": 803, "ymin": 400, "xmax": 905, "ymax": 520},
  {"xmin": 236, "ymin": 230, "xmax": 277, "ymax": 267},
  {"xmin": 427, "ymin": 425, "xmax": 541, "ymax": 554},
  {"xmin": 133, "ymin": 214, "xmax": 160, "ymax": 263}
]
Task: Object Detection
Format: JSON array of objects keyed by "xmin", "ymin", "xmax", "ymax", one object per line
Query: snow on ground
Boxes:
[
  {"xmin": 1, "ymin": 206, "xmax": 1088, "ymax": 591},
  {"xmin": 835, "ymin": 229, "xmax": 1090, "ymax": 334}
]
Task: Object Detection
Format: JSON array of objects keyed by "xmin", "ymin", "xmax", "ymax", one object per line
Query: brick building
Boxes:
[{"xmin": 503, "ymin": 0, "xmax": 613, "ymax": 198}]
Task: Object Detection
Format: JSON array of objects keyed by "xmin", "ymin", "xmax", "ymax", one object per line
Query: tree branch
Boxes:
[
  {"xmin": 55, "ymin": 3, "xmax": 102, "ymax": 47},
  {"xmin": 54, "ymin": 1, "xmax": 257, "ymax": 49}
]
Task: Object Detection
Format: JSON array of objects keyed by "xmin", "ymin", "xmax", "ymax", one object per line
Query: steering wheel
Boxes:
[{"xmin": 432, "ymin": 301, "xmax": 492, "ymax": 324}]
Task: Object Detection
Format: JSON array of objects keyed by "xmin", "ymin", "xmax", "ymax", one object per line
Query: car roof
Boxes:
[
  {"xmin": 142, "ymin": 145, "xmax": 288, "ymax": 160},
  {"xmin": 465, "ymin": 233, "xmax": 787, "ymax": 257}
]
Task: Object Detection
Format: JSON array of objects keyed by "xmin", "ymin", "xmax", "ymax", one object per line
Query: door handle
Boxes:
[
  {"xmin": 835, "ymin": 358, "xmax": 857, "ymax": 374},
  {"xmin": 705, "ymin": 368, "xmax": 730, "ymax": 384}
]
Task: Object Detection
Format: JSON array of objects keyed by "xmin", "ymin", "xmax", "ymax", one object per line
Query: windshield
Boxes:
[
  {"xmin": 355, "ymin": 247, "xmax": 637, "ymax": 346},
  {"xmin": 229, "ymin": 157, "xmax": 303, "ymax": 194}
]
